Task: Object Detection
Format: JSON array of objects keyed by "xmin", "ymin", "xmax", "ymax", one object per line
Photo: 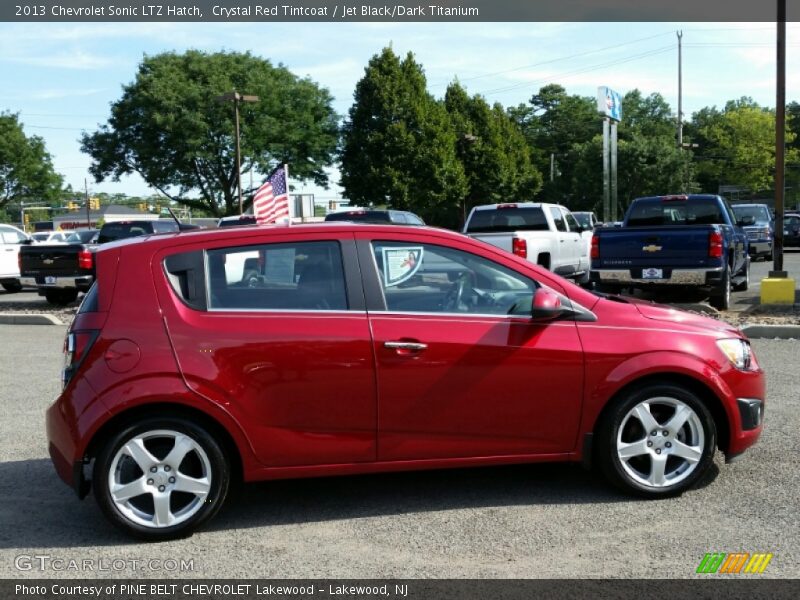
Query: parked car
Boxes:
[
  {"xmin": 20, "ymin": 220, "xmax": 199, "ymax": 305},
  {"xmin": 47, "ymin": 222, "xmax": 765, "ymax": 540},
  {"xmin": 217, "ymin": 215, "xmax": 257, "ymax": 228},
  {"xmin": 64, "ymin": 229, "xmax": 99, "ymax": 244},
  {"xmin": 784, "ymin": 213, "xmax": 800, "ymax": 248},
  {"xmin": 0, "ymin": 223, "xmax": 30, "ymax": 293},
  {"xmin": 30, "ymin": 231, "xmax": 69, "ymax": 244},
  {"xmin": 731, "ymin": 203, "xmax": 773, "ymax": 261},
  {"xmin": 325, "ymin": 209, "xmax": 425, "ymax": 225},
  {"xmin": 572, "ymin": 211, "xmax": 601, "ymax": 230},
  {"xmin": 463, "ymin": 202, "xmax": 590, "ymax": 285},
  {"xmin": 590, "ymin": 194, "xmax": 750, "ymax": 310}
]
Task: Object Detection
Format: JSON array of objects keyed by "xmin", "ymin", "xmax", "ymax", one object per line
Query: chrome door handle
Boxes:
[{"xmin": 384, "ymin": 341, "xmax": 428, "ymax": 351}]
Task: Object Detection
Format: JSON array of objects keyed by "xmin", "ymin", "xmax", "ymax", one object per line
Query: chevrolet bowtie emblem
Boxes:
[{"xmin": 642, "ymin": 244, "xmax": 662, "ymax": 252}]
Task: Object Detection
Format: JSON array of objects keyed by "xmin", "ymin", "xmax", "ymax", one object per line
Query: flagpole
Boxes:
[{"xmin": 283, "ymin": 163, "xmax": 291, "ymax": 223}]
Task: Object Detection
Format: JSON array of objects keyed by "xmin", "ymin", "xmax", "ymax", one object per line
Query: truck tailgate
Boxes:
[
  {"xmin": 20, "ymin": 245, "xmax": 91, "ymax": 278},
  {"xmin": 466, "ymin": 232, "xmax": 514, "ymax": 254},
  {"xmin": 594, "ymin": 226, "xmax": 716, "ymax": 269}
]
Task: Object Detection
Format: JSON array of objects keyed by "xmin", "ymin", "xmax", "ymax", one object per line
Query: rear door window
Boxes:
[{"xmin": 206, "ymin": 240, "xmax": 348, "ymax": 311}]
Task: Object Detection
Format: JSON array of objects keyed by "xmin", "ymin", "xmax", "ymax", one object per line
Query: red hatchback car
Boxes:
[{"xmin": 47, "ymin": 223, "xmax": 765, "ymax": 540}]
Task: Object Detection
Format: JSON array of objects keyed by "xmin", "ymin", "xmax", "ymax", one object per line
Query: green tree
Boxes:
[
  {"xmin": 81, "ymin": 50, "xmax": 339, "ymax": 217},
  {"xmin": 508, "ymin": 84, "xmax": 597, "ymax": 203},
  {"xmin": 0, "ymin": 112, "xmax": 64, "ymax": 209},
  {"xmin": 689, "ymin": 100, "xmax": 798, "ymax": 194},
  {"xmin": 444, "ymin": 82, "xmax": 541, "ymax": 223},
  {"xmin": 340, "ymin": 48, "xmax": 467, "ymax": 228},
  {"xmin": 619, "ymin": 89, "xmax": 676, "ymax": 140}
]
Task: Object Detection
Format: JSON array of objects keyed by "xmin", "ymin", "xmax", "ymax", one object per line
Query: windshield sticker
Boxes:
[{"xmin": 382, "ymin": 247, "xmax": 424, "ymax": 287}]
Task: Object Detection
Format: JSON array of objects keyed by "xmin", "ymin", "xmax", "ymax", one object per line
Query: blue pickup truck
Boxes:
[{"xmin": 590, "ymin": 194, "xmax": 750, "ymax": 310}]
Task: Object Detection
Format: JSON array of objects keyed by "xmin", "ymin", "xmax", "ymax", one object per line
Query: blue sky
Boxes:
[{"xmin": 0, "ymin": 21, "xmax": 797, "ymax": 201}]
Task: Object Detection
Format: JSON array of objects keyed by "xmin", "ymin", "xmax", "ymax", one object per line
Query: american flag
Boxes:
[{"xmin": 253, "ymin": 165, "xmax": 290, "ymax": 225}]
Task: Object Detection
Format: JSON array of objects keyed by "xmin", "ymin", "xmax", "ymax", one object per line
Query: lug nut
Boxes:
[
  {"xmin": 158, "ymin": 485, "xmax": 166, "ymax": 492},
  {"xmin": 651, "ymin": 430, "xmax": 657, "ymax": 436},
  {"xmin": 655, "ymin": 448, "xmax": 662, "ymax": 454},
  {"xmin": 662, "ymin": 431, "xmax": 669, "ymax": 436},
  {"xmin": 150, "ymin": 466, "xmax": 157, "ymax": 473},
  {"xmin": 168, "ymin": 477, "xmax": 175, "ymax": 484},
  {"xmin": 666, "ymin": 442, "xmax": 672, "ymax": 448},
  {"xmin": 164, "ymin": 465, "xmax": 171, "ymax": 472},
  {"xmin": 647, "ymin": 441, "xmax": 653, "ymax": 447},
  {"xmin": 147, "ymin": 478, "xmax": 154, "ymax": 485}
]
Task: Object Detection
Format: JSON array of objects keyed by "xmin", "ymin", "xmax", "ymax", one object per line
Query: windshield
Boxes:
[
  {"xmin": 465, "ymin": 207, "xmax": 548, "ymax": 233},
  {"xmin": 97, "ymin": 223, "xmax": 151, "ymax": 243},
  {"xmin": 732, "ymin": 205, "xmax": 771, "ymax": 225}
]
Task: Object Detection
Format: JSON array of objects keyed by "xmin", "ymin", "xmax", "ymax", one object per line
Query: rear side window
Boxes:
[
  {"xmin": 627, "ymin": 199, "xmax": 725, "ymax": 227},
  {"xmin": 465, "ymin": 207, "xmax": 548, "ymax": 233},
  {"xmin": 549, "ymin": 208, "xmax": 567, "ymax": 232},
  {"xmin": 206, "ymin": 241, "xmax": 348, "ymax": 311}
]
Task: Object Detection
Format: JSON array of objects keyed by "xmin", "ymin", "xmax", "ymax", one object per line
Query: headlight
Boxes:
[{"xmin": 716, "ymin": 338, "xmax": 754, "ymax": 370}]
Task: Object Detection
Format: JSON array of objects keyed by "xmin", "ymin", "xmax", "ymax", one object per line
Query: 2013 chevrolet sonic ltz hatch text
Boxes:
[{"xmin": 46, "ymin": 223, "xmax": 765, "ymax": 540}]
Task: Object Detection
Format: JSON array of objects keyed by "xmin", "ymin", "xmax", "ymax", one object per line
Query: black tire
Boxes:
[
  {"xmin": 708, "ymin": 265, "xmax": 730, "ymax": 311},
  {"xmin": 733, "ymin": 258, "xmax": 750, "ymax": 292},
  {"xmin": 93, "ymin": 416, "xmax": 230, "ymax": 541},
  {"xmin": 1, "ymin": 281, "xmax": 22, "ymax": 293},
  {"xmin": 595, "ymin": 383, "xmax": 716, "ymax": 497},
  {"xmin": 44, "ymin": 289, "xmax": 79, "ymax": 306}
]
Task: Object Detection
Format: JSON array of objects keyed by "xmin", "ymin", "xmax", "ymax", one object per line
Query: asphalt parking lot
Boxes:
[{"xmin": 0, "ymin": 325, "xmax": 798, "ymax": 579}]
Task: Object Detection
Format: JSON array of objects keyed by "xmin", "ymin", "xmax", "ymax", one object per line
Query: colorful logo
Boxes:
[{"xmin": 696, "ymin": 552, "xmax": 773, "ymax": 574}]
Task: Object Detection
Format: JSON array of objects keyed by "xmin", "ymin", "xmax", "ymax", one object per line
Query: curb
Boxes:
[
  {"xmin": 0, "ymin": 313, "xmax": 63, "ymax": 326},
  {"xmin": 741, "ymin": 324, "xmax": 800, "ymax": 340}
]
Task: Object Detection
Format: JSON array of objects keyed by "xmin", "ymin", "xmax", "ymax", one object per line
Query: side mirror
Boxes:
[{"xmin": 531, "ymin": 288, "xmax": 569, "ymax": 322}]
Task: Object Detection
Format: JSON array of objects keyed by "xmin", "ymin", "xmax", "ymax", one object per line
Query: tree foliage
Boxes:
[
  {"xmin": 688, "ymin": 98, "xmax": 799, "ymax": 194},
  {"xmin": 444, "ymin": 82, "xmax": 542, "ymax": 221},
  {"xmin": 81, "ymin": 50, "xmax": 339, "ymax": 216},
  {"xmin": 340, "ymin": 48, "xmax": 467, "ymax": 228},
  {"xmin": 0, "ymin": 112, "xmax": 64, "ymax": 209}
]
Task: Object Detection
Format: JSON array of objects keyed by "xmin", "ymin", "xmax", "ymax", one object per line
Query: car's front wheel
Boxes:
[
  {"xmin": 596, "ymin": 383, "xmax": 716, "ymax": 497},
  {"xmin": 93, "ymin": 417, "xmax": 230, "ymax": 541}
]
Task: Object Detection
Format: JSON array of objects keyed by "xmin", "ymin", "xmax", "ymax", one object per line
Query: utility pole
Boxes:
[
  {"xmin": 84, "ymin": 178, "xmax": 91, "ymax": 228},
  {"xmin": 677, "ymin": 30, "xmax": 683, "ymax": 148},
  {"xmin": 215, "ymin": 90, "xmax": 259, "ymax": 215},
  {"xmin": 773, "ymin": 0, "xmax": 786, "ymax": 276}
]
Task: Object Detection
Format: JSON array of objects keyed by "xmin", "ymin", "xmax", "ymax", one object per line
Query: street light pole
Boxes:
[
  {"xmin": 772, "ymin": 0, "xmax": 786, "ymax": 277},
  {"xmin": 215, "ymin": 91, "xmax": 260, "ymax": 215}
]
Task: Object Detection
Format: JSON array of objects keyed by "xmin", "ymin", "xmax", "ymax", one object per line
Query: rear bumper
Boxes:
[
  {"xmin": 591, "ymin": 266, "xmax": 723, "ymax": 287},
  {"xmin": 747, "ymin": 241, "xmax": 772, "ymax": 256},
  {"xmin": 23, "ymin": 275, "xmax": 94, "ymax": 292}
]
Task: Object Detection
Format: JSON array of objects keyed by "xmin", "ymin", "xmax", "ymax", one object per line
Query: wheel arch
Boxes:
[
  {"xmin": 84, "ymin": 402, "xmax": 244, "ymax": 486},
  {"xmin": 590, "ymin": 372, "xmax": 730, "ymax": 456}
]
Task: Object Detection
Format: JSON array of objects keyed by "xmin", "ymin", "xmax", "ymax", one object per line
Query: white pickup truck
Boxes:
[{"xmin": 463, "ymin": 202, "xmax": 590, "ymax": 284}]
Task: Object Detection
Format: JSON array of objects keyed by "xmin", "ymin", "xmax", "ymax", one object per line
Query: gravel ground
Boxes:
[{"xmin": 0, "ymin": 327, "xmax": 798, "ymax": 579}]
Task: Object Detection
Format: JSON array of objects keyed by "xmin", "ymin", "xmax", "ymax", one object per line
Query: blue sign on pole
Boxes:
[{"xmin": 597, "ymin": 86, "xmax": 622, "ymax": 121}]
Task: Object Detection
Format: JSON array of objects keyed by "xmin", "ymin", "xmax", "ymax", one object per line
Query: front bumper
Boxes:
[
  {"xmin": 591, "ymin": 266, "xmax": 723, "ymax": 287},
  {"xmin": 747, "ymin": 241, "xmax": 772, "ymax": 256}
]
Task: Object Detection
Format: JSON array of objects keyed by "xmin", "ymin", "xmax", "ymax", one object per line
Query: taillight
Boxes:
[
  {"xmin": 708, "ymin": 231, "xmax": 723, "ymax": 258},
  {"xmin": 512, "ymin": 238, "xmax": 527, "ymax": 258},
  {"xmin": 62, "ymin": 330, "xmax": 98, "ymax": 389},
  {"xmin": 591, "ymin": 235, "xmax": 600, "ymax": 259},
  {"xmin": 78, "ymin": 250, "xmax": 93, "ymax": 270},
  {"xmin": 498, "ymin": 203, "xmax": 518, "ymax": 209}
]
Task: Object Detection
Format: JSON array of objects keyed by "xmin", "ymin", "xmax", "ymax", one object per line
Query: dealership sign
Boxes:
[{"xmin": 597, "ymin": 86, "xmax": 622, "ymax": 122}]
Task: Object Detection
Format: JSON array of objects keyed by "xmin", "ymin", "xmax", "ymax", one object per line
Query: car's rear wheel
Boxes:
[
  {"xmin": 44, "ymin": 289, "xmax": 79, "ymax": 305},
  {"xmin": 93, "ymin": 417, "xmax": 230, "ymax": 541},
  {"xmin": 596, "ymin": 383, "xmax": 716, "ymax": 497},
  {"xmin": 1, "ymin": 281, "xmax": 22, "ymax": 293},
  {"xmin": 708, "ymin": 265, "xmax": 730, "ymax": 311}
]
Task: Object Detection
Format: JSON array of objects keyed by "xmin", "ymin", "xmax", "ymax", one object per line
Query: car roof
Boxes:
[{"xmin": 470, "ymin": 202, "xmax": 561, "ymax": 211}]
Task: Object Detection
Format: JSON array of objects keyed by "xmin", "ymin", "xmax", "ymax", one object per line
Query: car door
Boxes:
[
  {"xmin": 548, "ymin": 206, "xmax": 577, "ymax": 274},
  {"xmin": 0, "ymin": 226, "xmax": 26, "ymax": 278},
  {"xmin": 356, "ymin": 231, "xmax": 585, "ymax": 462},
  {"xmin": 564, "ymin": 210, "xmax": 589, "ymax": 273},
  {"xmin": 155, "ymin": 232, "xmax": 378, "ymax": 468}
]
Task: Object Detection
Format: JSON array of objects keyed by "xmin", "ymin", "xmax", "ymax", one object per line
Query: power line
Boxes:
[
  {"xmin": 430, "ymin": 30, "xmax": 675, "ymax": 88},
  {"xmin": 477, "ymin": 45, "xmax": 674, "ymax": 97}
]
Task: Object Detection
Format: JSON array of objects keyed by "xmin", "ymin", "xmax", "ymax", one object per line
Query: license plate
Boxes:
[
  {"xmin": 44, "ymin": 276, "xmax": 57, "ymax": 285},
  {"xmin": 642, "ymin": 268, "xmax": 663, "ymax": 279}
]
